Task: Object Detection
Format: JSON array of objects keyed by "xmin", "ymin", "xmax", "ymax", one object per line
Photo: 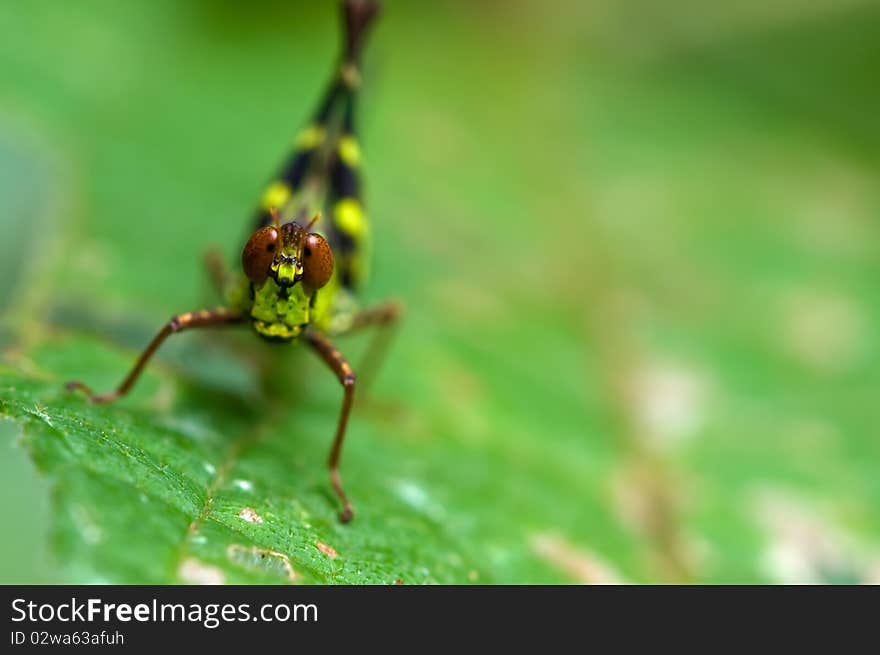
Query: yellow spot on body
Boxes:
[
  {"xmin": 254, "ymin": 320, "xmax": 301, "ymax": 340},
  {"xmin": 341, "ymin": 63, "xmax": 361, "ymax": 89},
  {"xmin": 295, "ymin": 124, "xmax": 326, "ymax": 149},
  {"xmin": 261, "ymin": 180, "xmax": 292, "ymax": 211},
  {"xmin": 338, "ymin": 135, "xmax": 361, "ymax": 167},
  {"xmin": 333, "ymin": 198, "xmax": 367, "ymax": 239}
]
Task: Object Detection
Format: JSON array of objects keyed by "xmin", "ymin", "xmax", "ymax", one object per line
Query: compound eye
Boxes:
[
  {"xmin": 302, "ymin": 233, "xmax": 334, "ymax": 291},
  {"xmin": 242, "ymin": 226, "xmax": 278, "ymax": 283}
]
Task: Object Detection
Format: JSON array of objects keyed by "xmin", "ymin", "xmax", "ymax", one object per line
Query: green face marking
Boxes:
[
  {"xmin": 244, "ymin": 221, "xmax": 314, "ymax": 340},
  {"xmin": 249, "ymin": 275, "xmax": 312, "ymax": 339}
]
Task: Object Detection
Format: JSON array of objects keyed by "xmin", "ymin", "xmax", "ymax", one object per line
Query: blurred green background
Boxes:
[{"xmin": 1, "ymin": 0, "xmax": 879, "ymax": 584}]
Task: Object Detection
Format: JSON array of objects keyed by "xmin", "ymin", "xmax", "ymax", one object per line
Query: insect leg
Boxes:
[
  {"xmin": 203, "ymin": 248, "xmax": 233, "ymax": 298},
  {"xmin": 347, "ymin": 299, "xmax": 402, "ymax": 333},
  {"xmin": 66, "ymin": 308, "xmax": 245, "ymax": 403},
  {"xmin": 305, "ymin": 330, "xmax": 357, "ymax": 523},
  {"xmin": 337, "ymin": 300, "xmax": 402, "ymax": 394}
]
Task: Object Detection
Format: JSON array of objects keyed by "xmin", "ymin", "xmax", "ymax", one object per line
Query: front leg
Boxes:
[
  {"xmin": 66, "ymin": 307, "xmax": 245, "ymax": 403},
  {"xmin": 348, "ymin": 300, "xmax": 402, "ymax": 393},
  {"xmin": 203, "ymin": 249, "xmax": 234, "ymax": 299},
  {"xmin": 329, "ymin": 299, "xmax": 402, "ymax": 396},
  {"xmin": 306, "ymin": 330, "xmax": 357, "ymax": 523}
]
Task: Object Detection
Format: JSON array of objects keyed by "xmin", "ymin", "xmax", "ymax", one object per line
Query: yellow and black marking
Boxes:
[
  {"xmin": 254, "ymin": 81, "xmax": 342, "ymax": 227},
  {"xmin": 252, "ymin": 80, "xmax": 344, "ymax": 230},
  {"xmin": 325, "ymin": 84, "xmax": 369, "ymax": 289},
  {"xmin": 251, "ymin": 79, "xmax": 369, "ymax": 291},
  {"xmin": 249, "ymin": 5, "xmax": 374, "ymax": 293}
]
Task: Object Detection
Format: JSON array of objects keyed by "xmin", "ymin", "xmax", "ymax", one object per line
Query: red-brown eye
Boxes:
[
  {"xmin": 242, "ymin": 226, "xmax": 278, "ymax": 283},
  {"xmin": 302, "ymin": 233, "xmax": 334, "ymax": 291}
]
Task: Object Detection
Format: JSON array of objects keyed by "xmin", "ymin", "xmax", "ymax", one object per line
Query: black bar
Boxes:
[{"xmin": 1, "ymin": 585, "xmax": 873, "ymax": 650}]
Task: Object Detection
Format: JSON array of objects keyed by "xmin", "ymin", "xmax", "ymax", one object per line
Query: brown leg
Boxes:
[
  {"xmin": 342, "ymin": 300, "xmax": 402, "ymax": 394},
  {"xmin": 66, "ymin": 307, "xmax": 245, "ymax": 403},
  {"xmin": 348, "ymin": 299, "xmax": 402, "ymax": 333},
  {"xmin": 204, "ymin": 249, "xmax": 232, "ymax": 298},
  {"xmin": 305, "ymin": 330, "xmax": 357, "ymax": 523}
]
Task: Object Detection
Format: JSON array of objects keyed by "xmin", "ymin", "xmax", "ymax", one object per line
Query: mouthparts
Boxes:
[{"xmin": 269, "ymin": 255, "xmax": 302, "ymax": 287}]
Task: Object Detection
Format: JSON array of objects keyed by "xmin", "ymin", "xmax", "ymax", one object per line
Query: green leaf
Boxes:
[{"xmin": 2, "ymin": 0, "xmax": 880, "ymax": 584}]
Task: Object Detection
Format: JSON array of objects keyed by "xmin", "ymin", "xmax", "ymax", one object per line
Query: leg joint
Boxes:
[{"xmin": 386, "ymin": 299, "xmax": 404, "ymax": 320}]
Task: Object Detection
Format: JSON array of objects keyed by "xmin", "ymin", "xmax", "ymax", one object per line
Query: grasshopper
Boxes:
[{"xmin": 67, "ymin": 0, "xmax": 398, "ymax": 523}]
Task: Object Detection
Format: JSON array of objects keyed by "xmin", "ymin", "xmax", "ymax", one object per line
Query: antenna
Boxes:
[
  {"xmin": 306, "ymin": 211, "xmax": 322, "ymax": 231},
  {"xmin": 269, "ymin": 206, "xmax": 282, "ymax": 229}
]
